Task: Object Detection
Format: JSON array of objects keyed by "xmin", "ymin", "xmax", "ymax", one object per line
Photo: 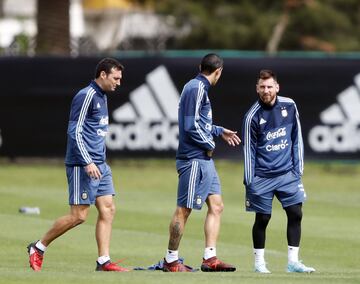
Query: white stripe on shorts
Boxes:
[
  {"xmin": 187, "ymin": 160, "xmax": 199, "ymax": 208},
  {"xmin": 73, "ymin": 166, "xmax": 80, "ymax": 205}
]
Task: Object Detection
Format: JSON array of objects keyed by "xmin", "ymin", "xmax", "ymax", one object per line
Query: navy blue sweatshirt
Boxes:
[
  {"xmin": 176, "ymin": 74, "xmax": 224, "ymax": 160},
  {"xmin": 65, "ymin": 81, "xmax": 109, "ymax": 166},
  {"xmin": 242, "ymin": 96, "xmax": 304, "ymax": 186}
]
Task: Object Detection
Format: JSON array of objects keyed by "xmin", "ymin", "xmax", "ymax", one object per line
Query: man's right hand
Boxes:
[
  {"xmin": 84, "ymin": 162, "xmax": 101, "ymax": 179},
  {"xmin": 221, "ymin": 128, "xmax": 241, "ymax": 146}
]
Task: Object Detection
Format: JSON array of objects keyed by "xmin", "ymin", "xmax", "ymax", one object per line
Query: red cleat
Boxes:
[
  {"xmin": 96, "ymin": 260, "xmax": 130, "ymax": 272},
  {"xmin": 163, "ymin": 259, "xmax": 193, "ymax": 272},
  {"xmin": 201, "ymin": 256, "xmax": 236, "ymax": 272},
  {"xmin": 27, "ymin": 242, "xmax": 44, "ymax": 271}
]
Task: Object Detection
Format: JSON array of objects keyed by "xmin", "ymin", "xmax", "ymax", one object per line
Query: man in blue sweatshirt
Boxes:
[
  {"xmin": 242, "ymin": 69, "xmax": 315, "ymax": 274},
  {"xmin": 163, "ymin": 54, "xmax": 240, "ymax": 272},
  {"xmin": 27, "ymin": 58, "xmax": 129, "ymax": 272}
]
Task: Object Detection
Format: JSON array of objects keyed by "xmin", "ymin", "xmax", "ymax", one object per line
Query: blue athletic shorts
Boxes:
[
  {"xmin": 245, "ymin": 170, "xmax": 306, "ymax": 214},
  {"xmin": 66, "ymin": 162, "xmax": 115, "ymax": 205},
  {"xmin": 176, "ymin": 159, "xmax": 221, "ymax": 210}
]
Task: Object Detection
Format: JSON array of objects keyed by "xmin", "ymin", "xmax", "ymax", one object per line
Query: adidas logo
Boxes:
[
  {"xmin": 106, "ymin": 66, "xmax": 180, "ymax": 151},
  {"xmin": 260, "ymin": 118, "xmax": 267, "ymax": 125},
  {"xmin": 308, "ymin": 73, "xmax": 360, "ymax": 153}
]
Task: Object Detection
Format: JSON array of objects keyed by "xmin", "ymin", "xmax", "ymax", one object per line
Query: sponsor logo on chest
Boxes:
[
  {"xmin": 266, "ymin": 127, "xmax": 286, "ymax": 140},
  {"xmin": 99, "ymin": 116, "xmax": 109, "ymax": 126}
]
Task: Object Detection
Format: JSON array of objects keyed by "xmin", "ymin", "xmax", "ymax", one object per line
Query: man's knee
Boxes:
[
  {"xmin": 210, "ymin": 202, "xmax": 224, "ymax": 215},
  {"xmin": 207, "ymin": 195, "xmax": 224, "ymax": 215},
  {"xmin": 70, "ymin": 205, "xmax": 89, "ymax": 225},
  {"xmin": 174, "ymin": 206, "xmax": 192, "ymax": 220},
  {"xmin": 105, "ymin": 201, "xmax": 116, "ymax": 214},
  {"xmin": 96, "ymin": 196, "xmax": 116, "ymax": 219},
  {"xmin": 254, "ymin": 213, "xmax": 271, "ymax": 228},
  {"xmin": 74, "ymin": 215, "xmax": 86, "ymax": 225},
  {"xmin": 101, "ymin": 201, "xmax": 116, "ymax": 219},
  {"xmin": 285, "ymin": 203, "xmax": 303, "ymax": 223}
]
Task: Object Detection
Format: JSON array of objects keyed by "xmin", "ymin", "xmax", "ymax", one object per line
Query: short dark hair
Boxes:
[
  {"xmin": 200, "ymin": 53, "xmax": 223, "ymax": 75},
  {"xmin": 258, "ymin": 69, "xmax": 277, "ymax": 82},
  {"xmin": 95, "ymin": 57, "xmax": 124, "ymax": 78}
]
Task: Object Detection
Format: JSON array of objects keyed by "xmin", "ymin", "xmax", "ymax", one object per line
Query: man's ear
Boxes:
[
  {"xmin": 100, "ymin": 70, "xmax": 107, "ymax": 79},
  {"xmin": 214, "ymin": 67, "xmax": 222, "ymax": 76}
]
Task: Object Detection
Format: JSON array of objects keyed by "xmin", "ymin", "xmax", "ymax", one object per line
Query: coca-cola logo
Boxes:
[{"xmin": 266, "ymin": 127, "xmax": 286, "ymax": 140}]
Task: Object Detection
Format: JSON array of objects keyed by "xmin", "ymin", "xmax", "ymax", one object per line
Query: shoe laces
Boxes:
[
  {"xmin": 211, "ymin": 258, "xmax": 221, "ymax": 265},
  {"xmin": 32, "ymin": 248, "xmax": 43, "ymax": 259},
  {"xmin": 30, "ymin": 249, "xmax": 43, "ymax": 267},
  {"xmin": 290, "ymin": 260, "xmax": 308, "ymax": 269},
  {"xmin": 207, "ymin": 257, "xmax": 228, "ymax": 269},
  {"xmin": 296, "ymin": 260, "xmax": 307, "ymax": 269},
  {"xmin": 256, "ymin": 262, "xmax": 269, "ymax": 271}
]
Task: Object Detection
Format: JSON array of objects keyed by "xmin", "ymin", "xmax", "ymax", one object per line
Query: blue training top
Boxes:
[
  {"xmin": 65, "ymin": 81, "xmax": 109, "ymax": 166},
  {"xmin": 176, "ymin": 74, "xmax": 224, "ymax": 160},
  {"xmin": 242, "ymin": 96, "xmax": 304, "ymax": 186}
]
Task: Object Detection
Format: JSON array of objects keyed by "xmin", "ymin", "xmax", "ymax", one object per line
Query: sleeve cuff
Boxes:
[{"xmin": 212, "ymin": 125, "xmax": 224, "ymax": 137}]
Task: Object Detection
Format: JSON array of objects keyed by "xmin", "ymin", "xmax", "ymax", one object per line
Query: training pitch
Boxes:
[{"xmin": 0, "ymin": 159, "xmax": 359, "ymax": 284}]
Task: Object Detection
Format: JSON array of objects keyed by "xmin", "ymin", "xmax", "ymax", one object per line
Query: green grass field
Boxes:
[{"xmin": 0, "ymin": 159, "xmax": 359, "ymax": 284}]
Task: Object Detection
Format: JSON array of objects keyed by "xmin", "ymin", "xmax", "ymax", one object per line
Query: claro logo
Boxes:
[
  {"xmin": 266, "ymin": 139, "xmax": 289, "ymax": 152},
  {"xmin": 308, "ymin": 73, "xmax": 360, "ymax": 153},
  {"xmin": 106, "ymin": 66, "xmax": 179, "ymax": 151}
]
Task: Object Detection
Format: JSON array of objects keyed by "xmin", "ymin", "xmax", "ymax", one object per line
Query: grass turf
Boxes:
[{"xmin": 0, "ymin": 159, "xmax": 359, "ymax": 284}]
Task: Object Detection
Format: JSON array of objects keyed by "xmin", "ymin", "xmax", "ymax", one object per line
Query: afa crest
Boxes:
[{"xmin": 81, "ymin": 192, "xmax": 88, "ymax": 200}]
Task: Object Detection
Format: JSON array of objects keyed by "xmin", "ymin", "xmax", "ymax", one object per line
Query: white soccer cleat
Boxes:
[
  {"xmin": 255, "ymin": 262, "xmax": 271, "ymax": 273},
  {"xmin": 287, "ymin": 261, "xmax": 315, "ymax": 273}
]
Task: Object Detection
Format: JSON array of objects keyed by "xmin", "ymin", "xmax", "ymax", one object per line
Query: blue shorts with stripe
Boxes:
[
  {"xmin": 66, "ymin": 162, "xmax": 115, "ymax": 205},
  {"xmin": 176, "ymin": 158, "xmax": 221, "ymax": 210},
  {"xmin": 245, "ymin": 170, "xmax": 306, "ymax": 214}
]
